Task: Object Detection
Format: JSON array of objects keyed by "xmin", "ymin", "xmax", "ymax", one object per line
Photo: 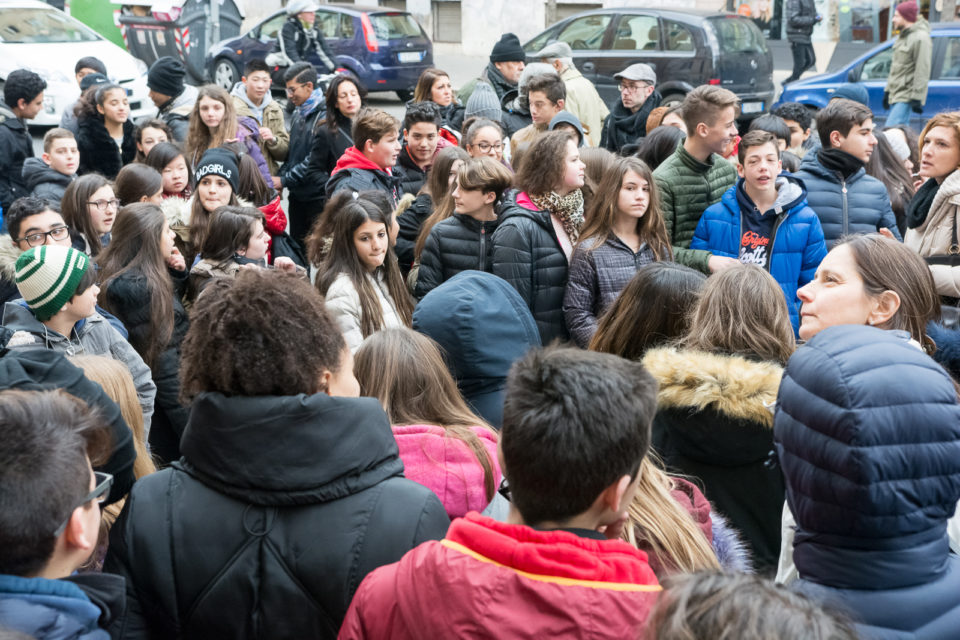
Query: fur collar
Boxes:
[
  {"xmin": 642, "ymin": 347, "xmax": 783, "ymax": 427},
  {"xmin": 0, "ymin": 240, "xmax": 22, "ymax": 280}
]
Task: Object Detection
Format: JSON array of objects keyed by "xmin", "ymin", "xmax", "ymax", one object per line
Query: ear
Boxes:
[
  {"xmin": 96, "ymin": 103, "xmax": 105, "ymax": 116},
  {"xmin": 600, "ymin": 474, "xmax": 634, "ymax": 514},
  {"xmin": 556, "ymin": 98, "xmax": 565, "ymax": 111},
  {"xmin": 777, "ymin": 158, "xmax": 783, "ymax": 173},
  {"xmin": 241, "ymin": 75, "xmax": 248, "ymax": 84},
  {"xmin": 363, "ymin": 138, "xmax": 376, "ymax": 155},
  {"xmin": 737, "ymin": 162, "xmax": 746, "ymax": 179},
  {"xmin": 482, "ymin": 190, "xmax": 497, "ymax": 205},
  {"xmin": 62, "ymin": 507, "xmax": 97, "ymax": 553},
  {"xmin": 140, "ymin": 195, "xmax": 150, "ymax": 203},
  {"xmin": 317, "ymin": 369, "xmax": 332, "ymax": 395},
  {"xmin": 696, "ymin": 121, "xmax": 710, "ymax": 139},
  {"xmin": 402, "ymin": 128, "xmax": 410, "ymax": 140},
  {"xmin": 829, "ymin": 129, "xmax": 845, "ymax": 149},
  {"xmin": 41, "ymin": 152, "xmax": 52, "ymax": 165},
  {"xmin": 802, "ymin": 128, "xmax": 811, "ymax": 141},
  {"xmin": 16, "ymin": 98, "xmax": 27, "ymax": 111},
  {"xmin": 868, "ymin": 290, "xmax": 901, "ymax": 327}
]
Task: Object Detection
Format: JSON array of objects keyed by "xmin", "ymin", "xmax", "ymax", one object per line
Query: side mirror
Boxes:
[{"xmin": 847, "ymin": 67, "xmax": 859, "ymax": 83}]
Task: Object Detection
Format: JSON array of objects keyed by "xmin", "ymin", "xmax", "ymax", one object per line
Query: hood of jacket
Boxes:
[
  {"xmin": 0, "ymin": 239, "xmax": 22, "ymax": 281},
  {"xmin": 0, "ymin": 102, "xmax": 26, "ymax": 132},
  {"xmin": 498, "ymin": 191, "xmax": 556, "ymax": 235},
  {"xmin": 159, "ymin": 84, "xmax": 198, "ymax": 117},
  {"xmin": 22, "ymin": 157, "xmax": 73, "ymax": 191},
  {"xmin": 178, "ymin": 391, "xmax": 405, "ymax": 506},
  {"xmin": 0, "ymin": 574, "xmax": 107, "ymax": 640},
  {"xmin": 331, "ymin": 146, "xmax": 393, "ymax": 177},
  {"xmin": 798, "ymin": 150, "xmax": 868, "ymax": 185},
  {"xmin": 549, "ymin": 110, "xmax": 587, "ymax": 145},
  {"xmin": 230, "ymin": 81, "xmax": 273, "ymax": 119},
  {"xmin": 732, "ymin": 174, "xmax": 807, "ymax": 218}
]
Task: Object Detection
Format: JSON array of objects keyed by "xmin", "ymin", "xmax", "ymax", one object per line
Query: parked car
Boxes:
[
  {"xmin": 206, "ymin": 4, "xmax": 433, "ymax": 101},
  {"xmin": 776, "ymin": 22, "xmax": 959, "ymax": 129},
  {"xmin": 523, "ymin": 9, "xmax": 774, "ymax": 119},
  {"xmin": 0, "ymin": 0, "xmax": 153, "ymax": 126}
]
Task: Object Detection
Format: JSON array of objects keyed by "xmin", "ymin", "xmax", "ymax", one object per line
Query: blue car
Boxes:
[
  {"xmin": 776, "ymin": 22, "xmax": 960, "ymax": 129},
  {"xmin": 206, "ymin": 4, "xmax": 433, "ymax": 100}
]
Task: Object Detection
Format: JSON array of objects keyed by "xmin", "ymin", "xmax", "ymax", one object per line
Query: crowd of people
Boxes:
[{"xmin": 1, "ymin": 1, "xmax": 960, "ymax": 637}]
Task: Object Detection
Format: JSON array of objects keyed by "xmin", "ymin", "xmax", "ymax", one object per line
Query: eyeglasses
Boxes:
[
  {"xmin": 87, "ymin": 199, "xmax": 120, "ymax": 212},
  {"xmin": 53, "ymin": 471, "xmax": 113, "ymax": 537},
  {"xmin": 475, "ymin": 141, "xmax": 503, "ymax": 153},
  {"xmin": 16, "ymin": 225, "xmax": 71, "ymax": 247},
  {"xmin": 618, "ymin": 82, "xmax": 650, "ymax": 93},
  {"xmin": 285, "ymin": 83, "xmax": 306, "ymax": 95}
]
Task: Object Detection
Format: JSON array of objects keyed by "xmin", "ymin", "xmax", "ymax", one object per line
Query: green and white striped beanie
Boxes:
[{"xmin": 15, "ymin": 245, "xmax": 91, "ymax": 322}]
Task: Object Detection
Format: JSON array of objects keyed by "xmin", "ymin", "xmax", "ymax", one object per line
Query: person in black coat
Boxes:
[
  {"xmin": 0, "ymin": 70, "xmax": 46, "ymax": 212},
  {"xmin": 393, "ymin": 102, "xmax": 443, "ymax": 196},
  {"xmin": 277, "ymin": 0, "xmax": 335, "ymax": 73},
  {"xmin": 325, "ymin": 108, "xmax": 404, "ymax": 205},
  {"xmin": 784, "ymin": 0, "xmax": 821, "ymax": 84},
  {"xmin": 104, "ymin": 270, "xmax": 449, "ymax": 639},
  {"xmin": 600, "ymin": 64, "xmax": 662, "ymax": 154},
  {"xmin": 76, "ymin": 84, "xmax": 137, "ymax": 180}
]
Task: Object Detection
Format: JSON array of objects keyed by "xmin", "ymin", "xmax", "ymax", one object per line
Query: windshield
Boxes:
[
  {"xmin": 370, "ymin": 13, "xmax": 421, "ymax": 39},
  {"xmin": 708, "ymin": 16, "xmax": 767, "ymax": 54},
  {"xmin": 0, "ymin": 8, "xmax": 101, "ymax": 44}
]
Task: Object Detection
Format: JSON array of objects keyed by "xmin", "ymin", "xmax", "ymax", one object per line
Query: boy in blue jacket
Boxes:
[{"xmin": 692, "ymin": 130, "xmax": 827, "ymax": 333}]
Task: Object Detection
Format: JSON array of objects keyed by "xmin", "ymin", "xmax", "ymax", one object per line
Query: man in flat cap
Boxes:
[{"xmin": 600, "ymin": 63, "xmax": 661, "ymax": 153}]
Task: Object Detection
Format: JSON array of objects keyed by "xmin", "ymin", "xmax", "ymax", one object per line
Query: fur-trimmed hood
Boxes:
[
  {"xmin": 0, "ymin": 240, "xmax": 22, "ymax": 281},
  {"xmin": 642, "ymin": 346, "xmax": 783, "ymax": 428}
]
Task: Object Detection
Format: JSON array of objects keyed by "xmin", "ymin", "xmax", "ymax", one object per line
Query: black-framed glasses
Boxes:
[
  {"xmin": 16, "ymin": 225, "xmax": 71, "ymax": 247},
  {"xmin": 87, "ymin": 199, "xmax": 120, "ymax": 212},
  {"xmin": 475, "ymin": 141, "xmax": 503, "ymax": 153},
  {"xmin": 618, "ymin": 82, "xmax": 650, "ymax": 93},
  {"xmin": 53, "ymin": 471, "xmax": 113, "ymax": 537}
]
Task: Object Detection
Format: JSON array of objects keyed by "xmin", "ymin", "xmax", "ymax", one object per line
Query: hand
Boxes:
[
  {"xmin": 259, "ymin": 126, "xmax": 275, "ymax": 143},
  {"xmin": 166, "ymin": 247, "xmax": 186, "ymax": 272},
  {"xmin": 914, "ymin": 176, "xmax": 926, "ymax": 190},
  {"xmin": 239, "ymin": 262, "xmax": 261, "ymax": 271},
  {"xmin": 882, "ymin": 91, "xmax": 890, "ymax": 110},
  {"xmin": 271, "ymin": 176, "xmax": 283, "ymax": 190},
  {"xmin": 708, "ymin": 255, "xmax": 740, "ymax": 273},
  {"xmin": 274, "ymin": 257, "xmax": 297, "ymax": 272},
  {"xmin": 878, "ymin": 227, "xmax": 897, "ymax": 240},
  {"xmin": 910, "ymin": 99, "xmax": 924, "ymax": 114}
]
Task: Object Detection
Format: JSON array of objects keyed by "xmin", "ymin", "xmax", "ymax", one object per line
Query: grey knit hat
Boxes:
[{"xmin": 465, "ymin": 82, "xmax": 502, "ymax": 123}]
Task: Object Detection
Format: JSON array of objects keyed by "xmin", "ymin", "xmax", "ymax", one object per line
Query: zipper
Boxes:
[
  {"xmin": 479, "ymin": 224, "xmax": 487, "ymax": 271},
  {"xmin": 840, "ymin": 176, "xmax": 849, "ymax": 236},
  {"xmin": 767, "ymin": 211, "xmax": 788, "ymax": 274}
]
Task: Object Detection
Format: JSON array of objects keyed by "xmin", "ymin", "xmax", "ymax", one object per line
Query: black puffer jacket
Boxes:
[
  {"xmin": 280, "ymin": 101, "xmax": 326, "ymax": 204},
  {"xmin": 104, "ymin": 392, "xmax": 450, "ymax": 639},
  {"xmin": 325, "ymin": 148, "xmax": 403, "ymax": 205},
  {"xmin": 393, "ymin": 145, "xmax": 427, "ymax": 196},
  {"xmin": 76, "ymin": 115, "xmax": 136, "ymax": 179},
  {"xmin": 22, "ymin": 157, "xmax": 74, "ymax": 202},
  {"xmin": 101, "ymin": 268, "xmax": 190, "ymax": 464},
  {"xmin": 303, "ymin": 114, "xmax": 353, "ymax": 199},
  {"xmin": 492, "ymin": 194, "xmax": 570, "ymax": 344},
  {"xmin": 279, "ymin": 15, "xmax": 335, "ymax": 70},
  {"xmin": 415, "ymin": 213, "xmax": 499, "ymax": 299},
  {"xmin": 395, "ymin": 192, "xmax": 432, "ymax": 274},
  {"xmin": 0, "ymin": 103, "xmax": 35, "ymax": 211}
]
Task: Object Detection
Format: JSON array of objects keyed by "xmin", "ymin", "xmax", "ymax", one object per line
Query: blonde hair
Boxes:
[{"xmin": 918, "ymin": 111, "xmax": 960, "ymax": 164}]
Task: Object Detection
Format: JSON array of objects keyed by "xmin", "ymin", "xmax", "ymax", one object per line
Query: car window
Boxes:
[
  {"xmin": 860, "ymin": 47, "xmax": 892, "ymax": 80},
  {"xmin": 940, "ymin": 37, "xmax": 960, "ymax": 79},
  {"xmin": 340, "ymin": 14, "xmax": 355, "ymax": 39},
  {"xmin": 370, "ymin": 13, "xmax": 421, "ymax": 39},
  {"xmin": 613, "ymin": 15, "xmax": 660, "ymax": 51},
  {"xmin": 556, "ymin": 14, "xmax": 611, "ymax": 50},
  {"xmin": 709, "ymin": 17, "xmax": 767, "ymax": 54},
  {"xmin": 664, "ymin": 19, "xmax": 695, "ymax": 52},
  {"xmin": 0, "ymin": 8, "xmax": 100, "ymax": 43},
  {"xmin": 524, "ymin": 27, "xmax": 558, "ymax": 53},
  {"xmin": 260, "ymin": 14, "xmax": 286, "ymax": 41},
  {"xmin": 316, "ymin": 11, "xmax": 339, "ymax": 39}
]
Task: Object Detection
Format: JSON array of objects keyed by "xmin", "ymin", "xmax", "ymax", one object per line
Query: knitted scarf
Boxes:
[
  {"xmin": 297, "ymin": 88, "xmax": 325, "ymax": 119},
  {"xmin": 531, "ymin": 190, "xmax": 585, "ymax": 243},
  {"xmin": 906, "ymin": 177, "xmax": 940, "ymax": 229}
]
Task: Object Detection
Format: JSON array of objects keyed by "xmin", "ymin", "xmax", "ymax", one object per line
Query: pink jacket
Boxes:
[{"xmin": 392, "ymin": 424, "xmax": 501, "ymax": 519}]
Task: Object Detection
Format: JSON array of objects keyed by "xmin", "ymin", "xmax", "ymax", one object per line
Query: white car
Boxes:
[{"xmin": 0, "ymin": 0, "xmax": 153, "ymax": 126}]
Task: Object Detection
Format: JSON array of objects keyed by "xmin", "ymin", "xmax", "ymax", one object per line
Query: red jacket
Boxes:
[{"xmin": 338, "ymin": 512, "xmax": 661, "ymax": 639}]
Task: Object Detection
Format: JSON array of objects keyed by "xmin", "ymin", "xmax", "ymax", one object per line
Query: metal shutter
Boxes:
[{"xmin": 432, "ymin": 1, "xmax": 461, "ymax": 43}]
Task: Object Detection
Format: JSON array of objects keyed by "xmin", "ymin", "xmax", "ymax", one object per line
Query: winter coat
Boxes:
[
  {"xmin": 186, "ymin": 256, "xmax": 242, "ymax": 305},
  {"xmin": 104, "ymin": 392, "xmax": 449, "ymax": 639},
  {"xmin": 888, "ymin": 17, "xmax": 933, "ymax": 105},
  {"xmin": 101, "ymin": 269, "xmax": 190, "ymax": 464},
  {"xmin": 392, "ymin": 145, "xmax": 428, "ymax": 196},
  {"xmin": 562, "ymin": 234, "xmax": 659, "ymax": 348},
  {"xmin": 492, "ymin": 192, "xmax": 570, "ymax": 344},
  {"xmin": 300, "ymin": 113, "xmax": 353, "ymax": 206},
  {"xmin": 338, "ymin": 512, "xmax": 661, "ymax": 640},
  {"xmin": 643, "ymin": 347, "xmax": 785, "ymax": 574},
  {"xmin": 415, "ymin": 213, "xmax": 499, "ymax": 299},
  {"xmin": 560, "ymin": 65, "xmax": 609, "ymax": 146},
  {"xmin": 905, "ymin": 169, "xmax": 960, "ymax": 299},
  {"xmin": 231, "ymin": 82, "xmax": 289, "ymax": 175},
  {"xmin": 279, "ymin": 15, "xmax": 335, "ymax": 70},
  {"xmin": 785, "ymin": 0, "xmax": 818, "ymax": 44},
  {"xmin": 22, "ymin": 157, "xmax": 74, "ymax": 203},
  {"xmin": 795, "ymin": 151, "xmax": 900, "ymax": 248},
  {"xmin": 395, "ymin": 192, "xmax": 431, "ymax": 274},
  {"xmin": 234, "ymin": 116, "xmax": 273, "ymax": 184},
  {"xmin": 326, "ymin": 147, "xmax": 403, "ymax": 205},
  {"xmin": 0, "ymin": 237, "xmax": 22, "ymax": 307},
  {"xmin": 393, "ymin": 423, "xmax": 501, "ymax": 519},
  {"xmin": 653, "ymin": 144, "xmax": 737, "ymax": 273},
  {"xmin": 324, "ymin": 271, "xmax": 406, "ymax": 353},
  {"xmin": 691, "ymin": 176, "xmax": 827, "ymax": 333},
  {"xmin": 413, "ymin": 270, "xmax": 540, "ymax": 428},
  {"xmin": 438, "ymin": 101, "xmax": 466, "ymax": 134},
  {"xmin": 600, "ymin": 91, "xmax": 662, "ymax": 153},
  {"xmin": 0, "ymin": 103, "xmax": 34, "ymax": 212},
  {"xmin": 279, "ymin": 96, "xmax": 326, "ymax": 204},
  {"xmin": 76, "ymin": 115, "xmax": 136, "ymax": 179},
  {"xmin": 157, "ymin": 85, "xmax": 198, "ymax": 143},
  {"xmin": 3, "ymin": 302, "xmax": 156, "ymax": 434},
  {"xmin": 775, "ymin": 325, "xmax": 960, "ymax": 638}
]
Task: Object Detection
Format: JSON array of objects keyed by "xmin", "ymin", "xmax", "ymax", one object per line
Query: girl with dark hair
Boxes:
[
  {"xmin": 96, "ymin": 202, "xmax": 189, "ymax": 463},
  {"xmin": 301, "ymin": 74, "xmax": 367, "ymax": 200},
  {"xmin": 114, "ymin": 164, "xmax": 163, "ymax": 206},
  {"xmin": 412, "ymin": 68, "xmax": 465, "ymax": 139},
  {"xmin": 145, "ymin": 142, "xmax": 191, "ymax": 200},
  {"xmin": 866, "ymin": 129, "xmax": 915, "ymax": 235},
  {"xmin": 175, "ymin": 148, "xmax": 242, "ymax": 265},
  {"xmin": 636, "ymin": 125, "xmax": 685, "ymax": 170},
  {"xmin": 61, "ymin": 173, "xmax": 117, "ymax": 256},
  {"xmin": 492, "ymin": 130, "xmax": 586, "ymax": 343},
  {"xmin": 461, "ymin": 118, "xmax": 506, "ymax": 165},
  {"xmin": 133, "ymin": 119, "xmax": 173, "ymax": 162},
  {"xmin": 564, "ymin": 156, "xmax": 673, "ymax": 347},
  {"xmin": 314, "ymin": 195, "xmax": 414, "ymax": 352},
  {"xmin": 76, "ymin": 84, "xmax": 136, "ymax": 178}
]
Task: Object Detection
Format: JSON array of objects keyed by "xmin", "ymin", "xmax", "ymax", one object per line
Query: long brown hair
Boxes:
[
  {"xmin": 96, "ymin": 203, "xmax": 175, "ymax": 369},
  {"xmin": 413, "ymin": 68, "xmax": 453, "ymax": 104},
  {"xmin": 61, "ymin": 174, "xmax": 112, "ymax": 257},
  {"xmin": 578, "ymin": 156, "xmax": 672, "ymax": 261},
  {"xmin": 354, "ymin": 328, "xmax": 498, "ymax": 501},
  {"xmin": 414, "ymin": 146, "xmax": 469, "ymax": 260},
  {"xmin": 514, "ymin": 130, "xmax": 577, "ymax": 196},
  {"xmin": 315, "ymin": 198, "xmax": 413, "ymax": 336},
  {"xmin": 682, "ymin": 264, "xmax": 796, "ymax": 365},
  {"xmin": 184, "ymin": 85, "xmax": 239, "ymax": 167}
]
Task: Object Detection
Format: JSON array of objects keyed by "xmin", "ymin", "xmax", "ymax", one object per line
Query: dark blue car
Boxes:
[
  {"xmin": 206, "ymin": 3, "xmax": 433, "ymax": 100},
  {"xmin": 776, "ymin": 22, "xmax": 960, "ymax": 129}
]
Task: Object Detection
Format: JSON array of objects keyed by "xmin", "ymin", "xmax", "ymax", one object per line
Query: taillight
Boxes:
[
  {"xmin": 360, "ymin": 14, "xmax": 379, "ymax": 52},
  {"xmin": 708, "ymin": 78, "xmax": 721, "ymax": 85}
]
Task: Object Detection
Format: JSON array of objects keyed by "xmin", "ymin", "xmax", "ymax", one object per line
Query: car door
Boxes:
[
  {"xmin": 550, "ymin": 13, "xmax": 614, "ymax": 86},
  {"xmin": 314, "ymin": 9, "xmax": 345, "ymax": 61},
  {"xmin": 849, "ymin": 45, "xmax": 893, "ymax": 116},
  {"xmin": 251, "ymin": 12, "xmax": 287, "ymax": 61},
  {"xmin": 926, "ymin": 34, "xmax": 958, "ymax": 119},
  {"xmin": 590, "ymin": 13, "xmax": 664, "ymax": 105}
]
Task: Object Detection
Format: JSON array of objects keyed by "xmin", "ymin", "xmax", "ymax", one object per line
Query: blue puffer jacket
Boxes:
[
  {"xmin": 795, "ymin": 152, "xmax": 901, "ymax": 248},
  {"xmin": 691, "ymin": 175, "xmax": 827, "ymax": 333},
  {"xmin": 775, "ymin": 325, "xmax": 960, "ymax": 639}
]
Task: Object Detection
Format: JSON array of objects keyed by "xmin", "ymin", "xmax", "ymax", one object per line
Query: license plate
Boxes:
[
  {"xmin": 398, "ymin": 51, "xmax": 422, "ymax": 63},
  {"xmin": 742, "ymin": 101, "xmax": 764, "ymax": 114}
]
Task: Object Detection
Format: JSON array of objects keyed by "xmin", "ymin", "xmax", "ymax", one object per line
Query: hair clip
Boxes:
[{"xmin": 352, "ymin": 191, "xmax": 359, "ymax": 200}]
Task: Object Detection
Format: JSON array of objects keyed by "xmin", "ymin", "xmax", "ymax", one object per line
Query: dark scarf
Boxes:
[
  {"xmin": 604, "ymin": 91, "xmax": 662, "ymax": 151},
  {"xmin": 816, "ymin": 148, "xmax": 863, "ymax": 180},
  {"xmin": 906, "ymin": 177, "xmax": 941, "ymax": 229},
  {"xmin": 481, "ymin": 62, "xmax": 516, "ymax": 101}
]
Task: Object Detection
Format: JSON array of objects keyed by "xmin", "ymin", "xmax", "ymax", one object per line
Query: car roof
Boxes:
[
  {"xmin": 547, "ymin": 7, "xmax": 736, "ymax": 23},
  {"xmin": 326, "ymin": 3, "xmax": 411, "ymax": 15},
  {"xmin": 930, "ymin": 22, "xmax": 960, "ymax": 31}
]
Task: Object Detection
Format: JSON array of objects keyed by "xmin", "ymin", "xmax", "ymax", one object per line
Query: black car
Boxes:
[{"xmin": 524, "ymin": 9, "xmax": 774, "ymax": 118}]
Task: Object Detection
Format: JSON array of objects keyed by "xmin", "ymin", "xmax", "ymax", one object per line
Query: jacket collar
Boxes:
[
  {"xmin": 732, "ymin": 175, "xmax": 806, "ymax": 217},
  {"xmin": 331, "ymin": 146, "xmax": 392, "ymax": 177},
  {"xmin": 675, "ymin": 143, "xmax": 718, "ymax": 174},
  {"xmin": 0, "ymin": 103, "xmax": 25, "ymax": 130},
  {"xmin": 799, "ymin": 151, "xmax": 866, "ymax": 184},
  {"xmin": 452, "ymin": 212, "xmax": 498, "ymax": 230},
  {"xmin": 0, "ymin": 574, "xmax": 104, "ymax": 636}
]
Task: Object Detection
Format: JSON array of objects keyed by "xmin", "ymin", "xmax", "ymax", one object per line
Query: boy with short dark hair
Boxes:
[
  {"xmin": 393, "ymin": 101, "xmax": 443, "ymax": 195},
  {"xmin": 339, "ymin": 345, "xmax": 663, "ymax": 639},
  {"xmin": 21, "ymin": 128, "xmax": 78, "ymax": 202},
  {"xmin": 511, "ymin": 72, "xmax": 567, "ymax": 156},
  {"xmin": 748, "ymin": 114, "xmax": 792, "ymax": 152},
  {"xmin": 231, "ymin": 58, "xmax": 288, "ymax": 175},
  {"xmin": 692, "ymin": 130, "xmax": 827, "ymax": 333},
  {"xmin": 326, "ymin": 107, "xmax": 404, "ymax": 204},
  {"xmin": 772, "ymin": 102, "xmax": 816, "ymax": 156},
  {"xmin": 0, "ymin": 70, "xmax": 47, "ymax": 212},
  {"xmin": 795, "ymin": 98, "xmax": 900, "ymax": 247}
]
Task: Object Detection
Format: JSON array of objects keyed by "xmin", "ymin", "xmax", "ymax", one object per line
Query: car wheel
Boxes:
[
  {"xmin": 661, "ymin": 92, "xmax": 685, "ymax": 109},
  {"xmin": 396, "ymin": 89, "xmax": 414, "ymax": 102},
  {"xmin": 213, "ymin": 58, "xmax": 240, "ymax": 91}
]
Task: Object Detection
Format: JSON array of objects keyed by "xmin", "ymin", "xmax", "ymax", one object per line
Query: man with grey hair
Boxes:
[
  {"xmin": 599, "ymin": 63, "xmax": 661, "ymax": 153},
  {"xmin": 534, "ymin": 41, "xmax": 608, "ymax": 146}
]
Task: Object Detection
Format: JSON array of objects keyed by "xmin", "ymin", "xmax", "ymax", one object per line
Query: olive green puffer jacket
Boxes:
[{"xmin": 653, "ymin": 145, "xmax": 736, "ymax": 273}]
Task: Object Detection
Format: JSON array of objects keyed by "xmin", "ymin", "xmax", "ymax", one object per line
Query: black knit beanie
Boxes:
[
  {"xmin": 194, "ymin": 148, "xmax": 240, "ymax": 194},
  {"xmin": 147, "ymin": 56, "xmax": 186, "ymax": 97},
  {"xmin": 490, "ymin": 33, "xmax": 526, "ymax": 63}
]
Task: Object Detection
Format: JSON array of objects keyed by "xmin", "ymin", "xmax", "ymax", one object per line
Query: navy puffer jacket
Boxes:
[{"xmin": 775, "ymin": 325, "xmax": 960, "ymax": 639}]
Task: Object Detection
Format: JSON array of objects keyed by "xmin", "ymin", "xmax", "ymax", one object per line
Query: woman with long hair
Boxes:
[
  {"xmin": 492, "ymin": 130, "xmax": 586, "ymax": 344},
  {"xmin": 636, "ymin": 125, "xmax": 686, "ymax": 171},
  {"xmin": 564, "ymin": 156, "xmax": 673, "ymax": 347},
  {"xmin": 183, "ymin": 84, "xmax": 271, "ymax": 184},
  {"xmin": 866, "ymin": 130, "xmax": 915, "ymax": 235},
  {"xmin": 96, "ymin": 202, "xmax": 189, "ymax": 464},
  {"xmin": 303, "ymin": 73, "xmax": 367, "ymax": 195},
  {"xmin": 314, "ymin": 195, "xmax": 414, "ymax": 352},
  {"xmin": 643, "ymin": 265, "xmax": 795, "ymax": 575},
  {"xmin": 61, "ymin": 173, "xmax": 117, "ymax": 257},
  {"xmin": 75, "ymin": 83, "xmax": 136, "ymax": 178},
  {"xmin": 413, "ymin": 67, "xmax": 465, "ymax": 138},
  {"xmin": 355, "ymin": 328, "xmax": 501, "ymax": 518},
  {"xmin": 114, "ymin": 163, "xmax": 163, "ymax": 206},
  {"xmin": 178, "ymin": 148, "xmax": 243, "ymax": 265}
]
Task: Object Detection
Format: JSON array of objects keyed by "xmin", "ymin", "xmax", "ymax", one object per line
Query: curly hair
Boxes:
[
  {"xmin": 513, "ymin": 129, "xmax": 578, "ymax": 196},
  {"xmin": 180, "ymin": 269, "xmax": 346, "ymax": 401}
]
